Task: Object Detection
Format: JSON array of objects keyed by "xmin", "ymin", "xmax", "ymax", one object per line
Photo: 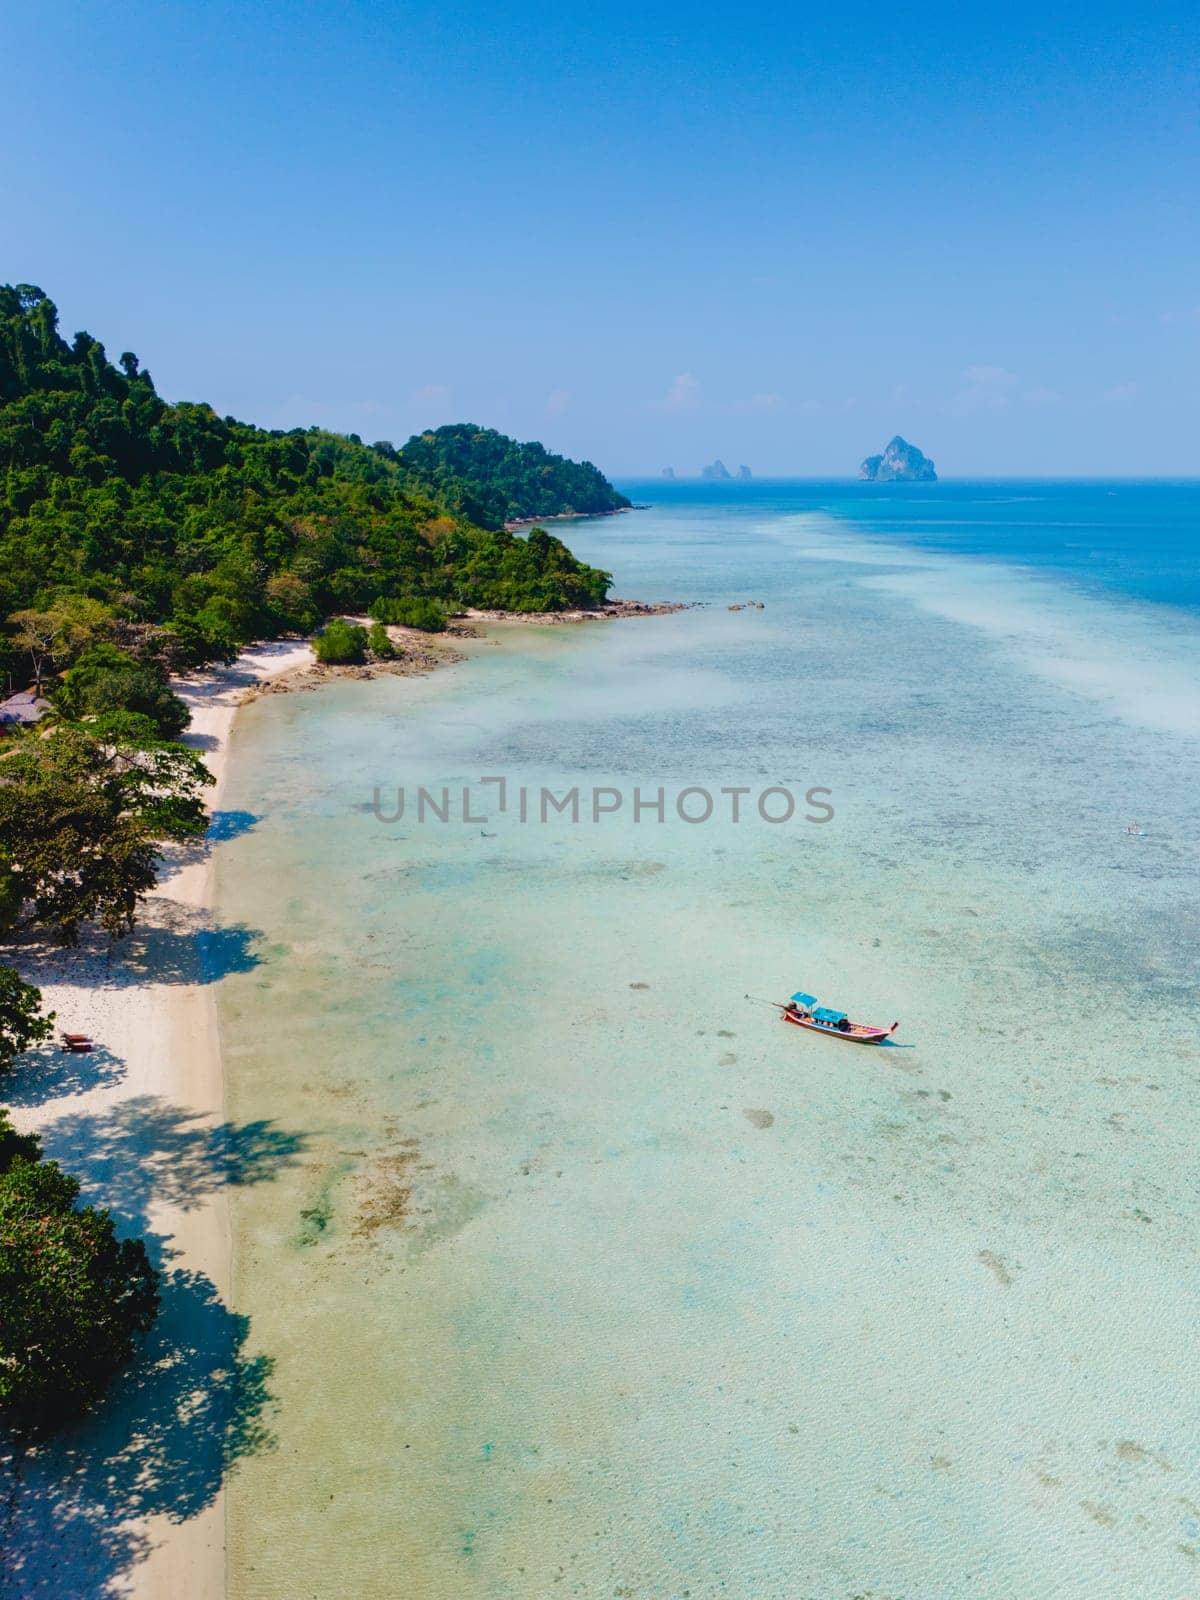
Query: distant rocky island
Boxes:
[
  {"xmin": 858, "ymin": 436, "xmax": 937, "ymax": 482},
  {"xmin": 666, "ymin": 461, "xmax": 751, "ymax": 481}
]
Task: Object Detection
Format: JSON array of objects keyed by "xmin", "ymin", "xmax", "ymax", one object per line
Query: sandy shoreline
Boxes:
[
  {"xmin": 1, "ymin": 640, "xmax": 310, "ymax": 1600},
  {"xmin": 1, "ymin": 607, "xmax": 680, "ymax": 1597}
]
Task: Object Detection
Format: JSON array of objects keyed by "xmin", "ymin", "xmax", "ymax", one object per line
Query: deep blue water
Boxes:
[{"xmin": 614, "ymin": 479, "xmax": 1200, "ymax": 614}]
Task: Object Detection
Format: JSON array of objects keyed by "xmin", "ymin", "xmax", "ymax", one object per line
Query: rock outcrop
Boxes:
[
  {"xmin": 858, "ymin": 436, "xmax": 937, "ymax": 482},
  {"xmin": 701, "ymin": 459, "xmax": 732, "ymax": 480}
]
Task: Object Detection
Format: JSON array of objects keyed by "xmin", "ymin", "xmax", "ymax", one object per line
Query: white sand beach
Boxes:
[{"xmin": 1, "ymin": 640, "xmax": 311, "ymax": 1600}]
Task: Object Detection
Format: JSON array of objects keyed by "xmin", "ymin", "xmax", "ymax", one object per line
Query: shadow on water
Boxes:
[
  {"xmin": 118, "ymin": 911, "xmax": 262, "ymax": 986},
  {"xmin": 157, "ymin": 809, "xmax": 261, "ymax": 883},
  {"xmin": 194, "ymin": 924, "xmax": 261, "ymax": 984},
  {"xmin": 0, "ymin": 1102, "xmax": 307, "ymax": 1598},
  {"xmin": 13, "ymin": 904, "xmax": 265, "ymax": 989},
  {"xmin": 206, "ymin": 809, "xmax": 259, "ymax": 844}
]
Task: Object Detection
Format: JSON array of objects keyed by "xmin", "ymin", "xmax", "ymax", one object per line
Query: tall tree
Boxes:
[{"xmin": 0, "ymin": 723, "xmax": 211, "ymax": 942}]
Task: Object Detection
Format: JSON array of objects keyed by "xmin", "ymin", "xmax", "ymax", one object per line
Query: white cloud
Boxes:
[
  {"xmin": 964, "ymin": 364, "xmax": 1016, "ymax": 386},
  {"xmin": 953, "ymin": 365, "xmax": 1019, "ymax": 416},
  {"xmin": 659, "ymin": 372, "xmax": 701, "ymax": 413},
  {"xmin": 410, "ymin": 383, "xmax": 452, "ymax": 413},
  {"xmin": 545, "ymin": 388, "xmax": 571, "ymax": 415},
  {"xmin": 1023, "ymin": 386, "xmax": 1061, "ymax": 409},
  {"xmin": 730, "ymin": 391, "xmax": 782, "ymax": 415},
  {"xmin": 1100, "ymin": 381, "xmax": 1138, "ymax": 404}
]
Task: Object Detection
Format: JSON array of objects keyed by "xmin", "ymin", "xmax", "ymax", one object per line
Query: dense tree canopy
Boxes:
[
  {"xmin": 0, "ymin": 285, "xmax": 615, "ymax": 686},
  {"xmin": 394, "ymin": 423, "xmax": 631, "ymax": 528},
  {"xmin": 52, "ymin": 642, "xmax": 189, "ymax": 736},
  {"xmin": 370, "ymin": 594, "xmax": 448, "ymax": 631}
]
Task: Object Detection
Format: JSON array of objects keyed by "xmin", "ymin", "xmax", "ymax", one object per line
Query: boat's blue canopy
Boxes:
[
  {"xmin": 791, "ymin": 992, "xmax": 819, "ymax": 1008},
  {"xmin": 812, "ymin": 1006, "xmax": 848, "ymax": 1024}
]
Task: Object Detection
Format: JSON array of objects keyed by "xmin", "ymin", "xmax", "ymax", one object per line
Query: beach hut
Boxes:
[{"xmin": 0, "ymin": 689, "xmax": 51, "ymax": 730}]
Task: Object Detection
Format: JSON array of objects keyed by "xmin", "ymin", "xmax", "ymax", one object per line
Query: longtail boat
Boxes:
[{"xmin": 778, "ymin": 991, "xmax": 897, "ymax": 1045}]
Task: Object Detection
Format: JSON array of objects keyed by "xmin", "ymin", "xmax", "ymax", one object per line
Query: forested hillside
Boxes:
[
  {"xmin": 395, "ymin": 423, "xmax": 630, "ymax": 527},
  {"xmin": 0, "ymin": 284, "xmax": 614, "ymax": 682}
]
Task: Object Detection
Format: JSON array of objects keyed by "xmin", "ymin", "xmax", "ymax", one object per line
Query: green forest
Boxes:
[
  {"xmin": 0, "ymin": 283, "xmax": 619, "ymax": 688},
  {"xmin": 395, "ymin": 422, "xmax": 630, "ymax": 527}
]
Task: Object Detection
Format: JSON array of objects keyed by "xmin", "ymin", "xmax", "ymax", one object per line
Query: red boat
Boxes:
[{"xmin": 780, "ymin": 991, "xmax": 897, "ymax": 1045}]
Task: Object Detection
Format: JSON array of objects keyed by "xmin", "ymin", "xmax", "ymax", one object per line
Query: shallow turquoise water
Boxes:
[{"xmin": 217, "ymin": 489, "xmax": 1200, "ymax": 1597}]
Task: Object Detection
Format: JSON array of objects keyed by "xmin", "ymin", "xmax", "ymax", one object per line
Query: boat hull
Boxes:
[{"xmin": 782, "ymin": 1012, "xmax": 893, "ymax": 1045}]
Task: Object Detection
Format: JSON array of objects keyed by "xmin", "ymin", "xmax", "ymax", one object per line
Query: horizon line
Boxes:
[{"xmin": 610, "ymin": 473, "xmax": 1200, "ymax": 483}]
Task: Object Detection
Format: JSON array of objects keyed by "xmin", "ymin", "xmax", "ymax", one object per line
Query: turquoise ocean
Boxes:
[{"xmin": 215, "ymin": 481, "xmax": 1200, "ymax": 1598}]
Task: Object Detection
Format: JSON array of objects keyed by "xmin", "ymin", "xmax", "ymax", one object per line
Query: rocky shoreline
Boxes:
[
  {"xmin": 503, "ymin": 505, "xmax": 646, "ymax": 529},
  {"xmin": 236, "ymin": 635, "xmax": 463, "ymax": 702},
  {"xmin": 235, "ymin": 600, "xmax": 699, "ymax": 701},
  {"xmin": 459, "ymin": 597, "xmax": 696, "ymax": 625}
]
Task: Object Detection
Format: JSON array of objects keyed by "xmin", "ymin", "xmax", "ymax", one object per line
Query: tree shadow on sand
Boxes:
[
  {"xmin": 35, "ymin": 1093, "xmax": 310, "ymax": 1229},
  {"xmin": 0, "ymin": 1101, "xmax": 309, "ymax": 1598},
  {"xmin": 0, "ymin": 1260, "xmax": 277, "ymax": 1600},
  {"xmin": 2, "ymin": 1042, "xmax": 126, "ymax": 1109}
]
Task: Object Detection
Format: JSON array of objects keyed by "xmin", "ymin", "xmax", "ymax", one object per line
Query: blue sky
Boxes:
[{"xmin": 3, "ymin": 1, "xmax": 1198, "ymax": 475}]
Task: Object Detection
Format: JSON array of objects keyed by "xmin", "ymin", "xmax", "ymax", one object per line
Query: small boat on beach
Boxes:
[{"xmin": 778, "ymin": 991, "xmax": 897, "ymax": 1045}]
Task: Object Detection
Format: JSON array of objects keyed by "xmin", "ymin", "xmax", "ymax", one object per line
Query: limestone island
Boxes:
[
  {"xmin": 701, "ymin": 459, "xmax": 732, "ymax": 480},
  {"xmin": 859, "ymin": 436, "xmax": 937, "ymax": 482}
]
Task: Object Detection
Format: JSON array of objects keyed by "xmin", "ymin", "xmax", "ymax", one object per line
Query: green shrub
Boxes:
[
  {"xmin": 313, "ymin": 618, "xmax": 368, "ymax": 664},
  {"xmin": 367, "ymin": 622, "xmax": 396, "ymax": 659},
  {"xmin": 369, "ymin": 596, "xmax": 447, "ymax": 632}
]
